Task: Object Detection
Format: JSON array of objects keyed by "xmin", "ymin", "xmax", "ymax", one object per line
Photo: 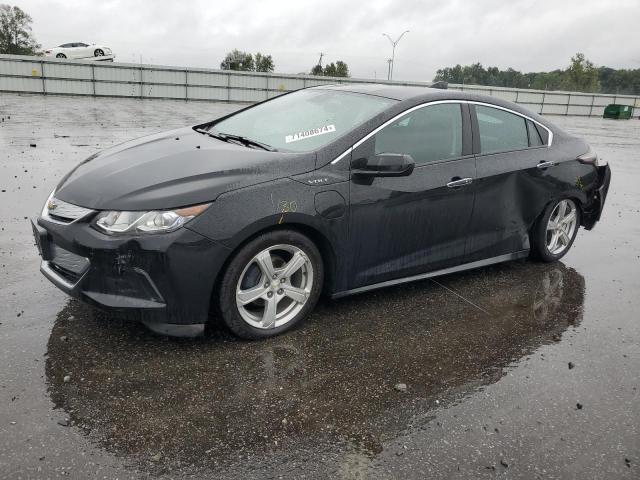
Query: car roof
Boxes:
[
  {"xmin": 311, "ymin": 83, "xmax": 447, "ymax": 101},
  {"xmin": 311, "ymin": 83, "xmax": 554, "ymax": 128}
]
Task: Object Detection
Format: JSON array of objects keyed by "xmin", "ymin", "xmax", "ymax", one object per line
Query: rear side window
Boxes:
[
  {"xmin": 527, "ymin": 120, "xmax": 544, "ymax": 146},
  {"xmin": 374, "ymin": 103, "xmax": 463, "ymax": 164},
  {"xmin": 476, "ymin": 106, "xmax": 528, "ymax": 154}
]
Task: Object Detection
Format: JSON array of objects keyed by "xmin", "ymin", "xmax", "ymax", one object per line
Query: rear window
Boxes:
[
  {"xmin": 476, "ymin": 106, "xmax": 529, "ymax": 154},
  {"xmin": 210, "ymin": 89, "xmax": 396, "ymax": 152}
]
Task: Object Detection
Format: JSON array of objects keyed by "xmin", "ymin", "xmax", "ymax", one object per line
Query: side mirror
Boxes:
[{"xmin": 352, "ymin": 153, "xmax": 415, "ymax": 178}]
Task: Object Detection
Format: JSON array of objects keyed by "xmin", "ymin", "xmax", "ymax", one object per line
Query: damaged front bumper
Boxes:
[
  {"xmin": 583, "ymin": 163, "xmax": 611, "ymax": 230},
  {"xmin": 31, "ymin": 215, "xmax": 230, "ymax": 336}
]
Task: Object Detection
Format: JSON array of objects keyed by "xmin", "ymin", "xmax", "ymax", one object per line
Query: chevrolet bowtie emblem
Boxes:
[{"xmin": 47, "ymin": 200, "xmax": 57, "ymax": 211}]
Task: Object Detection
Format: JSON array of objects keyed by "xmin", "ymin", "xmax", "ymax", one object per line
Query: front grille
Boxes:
[{"xmin": 44, "ymin": 197, "xmax": 94, "ymax": 224}]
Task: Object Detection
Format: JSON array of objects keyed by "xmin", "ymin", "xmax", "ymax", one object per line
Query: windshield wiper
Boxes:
[
  {"xmin": 194, "ymin": 128, "xmax": 276, "ymax": 152},
  {"xmin": 194, "ymin": 127, "xmax": 236, "ymax": 144},
  {"xmin": 219, "ymin": 133, "xmax": 276, "ymax": 152}
]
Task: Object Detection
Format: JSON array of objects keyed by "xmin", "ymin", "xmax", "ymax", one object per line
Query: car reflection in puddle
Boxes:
[{"xmin": 45, "ymin": 260, "xmax": 584, "ymax": 475}]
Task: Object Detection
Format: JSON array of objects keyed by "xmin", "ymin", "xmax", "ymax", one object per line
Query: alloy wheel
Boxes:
[
  {"xmin": 235, "ymin": 244, "xmax": 313, "ymax": 329},
  {"xmin": 545, "ymin": 199, "xmax": 577, "ymax": 255}
]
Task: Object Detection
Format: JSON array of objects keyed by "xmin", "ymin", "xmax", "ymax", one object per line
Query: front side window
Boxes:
[
  {"xmin": 374, "ymin": 103, "xmax": 463, "ymax": 164},
  {"xmin": 210, "ymin": 89, "xmax": 396, "ymax": 152},
  {"xmin": 476, "ymin": 106, "xmax": 528, "ymax": 154}
]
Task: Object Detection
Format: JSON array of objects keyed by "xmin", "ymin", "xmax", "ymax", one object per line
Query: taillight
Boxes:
[
  {"xmin": 577, "ymin": 146, "xmax": 598, "ymax": 166},
  {"xmin": 45, "ymin": 49, "xmax": 51, "ymax": 54}
]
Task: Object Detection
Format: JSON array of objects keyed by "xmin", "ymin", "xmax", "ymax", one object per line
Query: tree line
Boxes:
[
  {"xmin": 310, "ymin": 60, "xmax": 349, "ymax": 77},
  {"xmin": 220, "ymin": 48, "xmax": 350, "ymax": 77},
  {"xmin": 434, "ymin": 53, "xmax": 640, "ymax": 95}
]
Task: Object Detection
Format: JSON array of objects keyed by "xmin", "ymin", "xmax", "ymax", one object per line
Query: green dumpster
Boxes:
[{"xmin": 603, "ymin": 104, "xmax": 633, "ymax": 119}]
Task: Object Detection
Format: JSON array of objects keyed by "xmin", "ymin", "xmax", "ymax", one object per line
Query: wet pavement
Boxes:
[{"xmin": 1, "ymin": 93, "xmax": 638, "ymax": 479}]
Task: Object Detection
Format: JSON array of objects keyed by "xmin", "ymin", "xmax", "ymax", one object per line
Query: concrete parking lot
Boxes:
[{"xmin": 0, "ymin": 93, "xmax": 638, "ymax": 479}]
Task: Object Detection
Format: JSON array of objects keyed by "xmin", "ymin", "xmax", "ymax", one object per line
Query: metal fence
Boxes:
[{"xmin": 1, "ymin": 54, "xmax": 639, "ymax": 117}]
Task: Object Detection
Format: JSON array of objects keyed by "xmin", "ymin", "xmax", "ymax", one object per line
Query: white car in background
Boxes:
[{"xmin": 44, "ymin": 42, "xmax": 114, "ymax": 60}]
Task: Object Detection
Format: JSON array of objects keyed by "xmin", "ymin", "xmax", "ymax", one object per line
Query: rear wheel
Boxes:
[
  {"xmin": 531, "ymin": 198, "xmax": 580, "ymax": 262},
  {"xmin": 94, "ymin": 49, "xmax": 104, "ymax": 56},
  {"xmin": 56, "ymin": 53, "xmax": 66, "ymax": 58},
  {"xmin": 218, "ymin": 230, "xmax": 323, "ymax": 339}
]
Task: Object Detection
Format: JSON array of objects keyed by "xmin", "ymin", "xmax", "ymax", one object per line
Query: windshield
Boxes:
[{"xmin": 208, "ymin": 89, "xmax": 396, "ymax": 152}]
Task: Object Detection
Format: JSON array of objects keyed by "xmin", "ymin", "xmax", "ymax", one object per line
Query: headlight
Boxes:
[{"xmin": 94, "ymin": 203, "xmax": 210, "ymax": 234}]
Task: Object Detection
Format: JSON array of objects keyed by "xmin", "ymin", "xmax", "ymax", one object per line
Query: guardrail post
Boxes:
[
  {"xmin": 185, "ymin": 69, "xmax": 188, "ymax": 101},
  {"xmin": 227, "ymin": 73, "xmax": 231, "ymax": 102},
  {"xmin": 515, "ymin": 90, "xmax": 519, "ymax": 103},
  {"xmin": 566, "ymin": 94, "xmax": 570, "ymax": 116},
  {"xmin": 91, "ymin": 64, "xmax": 96, "ymax": 95},
  {"xmin": 589, "ymin": 95, "xmax": 595, "ymax": 117},
  {"xmin": 40, "ymin": 59, "xmax": 46, "ymax": 94},
  {"xmin": 140, "ymin": 65, "xmax": 144, "ymax": 99}
]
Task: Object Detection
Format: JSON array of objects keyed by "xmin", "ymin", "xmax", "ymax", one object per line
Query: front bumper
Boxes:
[
  {"xmin": 32, "ymin": 215, "xmax": 231, "ymax": 331},
  {"xmin": 583, "ymin": 164, "xmax": 612, "ymax": 230}
]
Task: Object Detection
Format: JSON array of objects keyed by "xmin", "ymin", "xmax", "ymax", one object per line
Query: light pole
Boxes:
[{"xmin": 382, "ymin": 30, "xmax": 409, "ymax": 80}]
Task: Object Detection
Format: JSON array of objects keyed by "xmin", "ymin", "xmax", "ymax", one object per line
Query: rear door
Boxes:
[
  {"xmin": 347, "ymin": 102, "xmax": 476, "ymax": 288},
  {"xmin": 465, "ymin": 104, "xmax": 557, "ymax": 261}
]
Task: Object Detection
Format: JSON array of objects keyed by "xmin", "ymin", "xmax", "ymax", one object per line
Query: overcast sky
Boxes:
[{"xmin": 15, "ymin": 0, "xmax": 640, "ymax": 80}]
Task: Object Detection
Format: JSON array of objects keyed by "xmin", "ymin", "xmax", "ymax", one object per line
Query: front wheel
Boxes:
[
  {"xmin": 56, "ymin": 53, "xmax": 66, "ymax": 58},
  {"xmin": 217, "ymin": 230, "xmax": 323, "ymax": 339},
  {"xmin": 531, "ymin": 198, "xmax": 580, "ymax": 262},
  {"xmin": 94, "ymin": 49, "xmax": 104, "ymax": 56}
]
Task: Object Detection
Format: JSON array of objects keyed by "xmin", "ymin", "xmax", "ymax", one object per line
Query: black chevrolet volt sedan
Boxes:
[{"xmin": 32, "ymin": 85, "xmax": 611, "ymax": 338}]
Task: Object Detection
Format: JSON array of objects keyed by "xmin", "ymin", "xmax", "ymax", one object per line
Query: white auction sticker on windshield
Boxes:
[{"xmin": 285, "ymin": 124, "xmax": 336, "ymax": 144}]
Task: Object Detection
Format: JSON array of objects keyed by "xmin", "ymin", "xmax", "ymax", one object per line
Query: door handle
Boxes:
[
  {"xmin": 536, "ymin": 161, "xmax": 557, "ymax": 169},
  {"xmin": 446, "ymin": 177, "xmax": 473, "ymax": 188}
]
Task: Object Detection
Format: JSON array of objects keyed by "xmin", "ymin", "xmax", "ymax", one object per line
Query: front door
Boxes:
[
  {"xmin": 347, "ymin": 102, "xmax": 476, "ymax": 289},
  {"xmin": 71, "ymin": 43, "xmax": 90, "ymax": 59}
]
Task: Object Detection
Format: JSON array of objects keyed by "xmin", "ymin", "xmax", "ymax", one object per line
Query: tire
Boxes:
[
  {"xmin": 94, "ymin": 49, "xmax": 104, "ymax": 56},
  {"xmin": 531, "ymin": 198, "xmax": 581, "ymax": 262},
  {"xmin": 56, "ymin": 53, "xmax": 66, "ymax": 58},
  {"xmin": 217, "ymin": 230, "xmax": 324, "ymax": 339}
]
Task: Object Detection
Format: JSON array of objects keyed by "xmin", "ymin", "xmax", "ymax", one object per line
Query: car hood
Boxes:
[{"xmin": 54, "ymin": 127, "xmax": 316, "ymax": 211}]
